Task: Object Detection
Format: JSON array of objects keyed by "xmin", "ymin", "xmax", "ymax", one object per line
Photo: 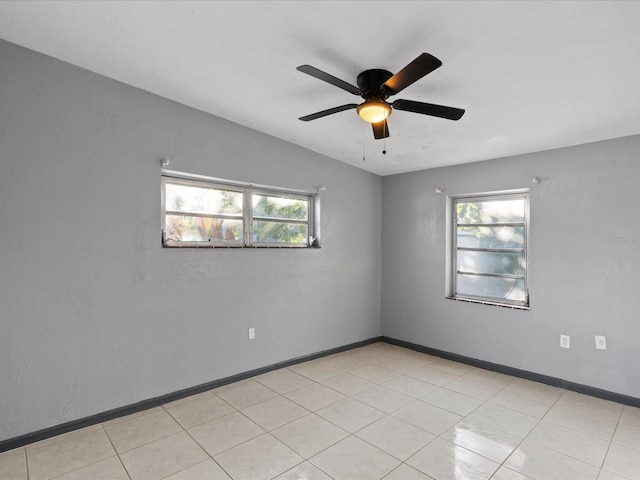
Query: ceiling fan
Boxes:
[{"xmin": 297, "ymin": 53, "xmax": 465, "ymax": 139}]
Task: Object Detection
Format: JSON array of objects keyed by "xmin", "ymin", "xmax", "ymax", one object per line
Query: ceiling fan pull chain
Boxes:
[{"xmin": 362, "ymin": 130, "xmax": 366, "ymax": 162}]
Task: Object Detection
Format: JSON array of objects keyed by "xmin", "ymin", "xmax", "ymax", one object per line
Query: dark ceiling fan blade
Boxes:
[
  {"xmin": 382, "ymin": 53, "xmax": 442, "ymax": 95},
  {"xmin": 372, "ymin": 119, "xmax": 390, "ymax": 139},
  {"xmin": 392, "ymin": 99, "xmax": 465, "ymax": 120},
  {"xmin": 296, "ymin": 65, "xmax": 360, "ymax": 95},
  {"xmin": 298, "ymin": 104, "xmax": 359, "ymax": 121}
]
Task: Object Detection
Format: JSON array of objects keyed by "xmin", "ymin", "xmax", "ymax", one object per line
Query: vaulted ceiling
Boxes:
[{"xmin": 1, "ymin": 1, "xmax": 639, "ymax": 175}]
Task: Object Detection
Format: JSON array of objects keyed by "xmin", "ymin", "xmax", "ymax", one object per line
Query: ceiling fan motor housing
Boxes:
[{"xmin": 357, "ymin": 69, "xmax": 393, "ymax": 100}]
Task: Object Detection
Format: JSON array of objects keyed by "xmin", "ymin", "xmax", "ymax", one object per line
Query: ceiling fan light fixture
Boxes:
[{"xmin": 357, "ymin": 101, "xmax": 391, "ymax": 124}]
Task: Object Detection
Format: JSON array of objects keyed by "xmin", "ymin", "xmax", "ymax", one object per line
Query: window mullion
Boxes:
[
  {"xmin": 457, "ymin": 247, "xmax": 525, "ymax": 254},
  {"xmin": 252, "ymin": 217, "xmax": 308, "ymax": 225},
  {"xmin": 165, "ymin": 210, "xmax": 242, "ymax": 221},
  {"xmin": 245, "ymin": 187, "xmax": 253, "ymax": 246},
  {"xmin": 457, "ymin": 271, "xmax": 525, "ymax": 280},
  {"xmin": 457, "ymin": 222, "xmax": 525, "ymax": 227}
]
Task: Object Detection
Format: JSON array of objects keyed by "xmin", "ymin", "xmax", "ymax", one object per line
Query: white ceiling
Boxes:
[{"xmin": 1, "ymin": 1, "xmax": 639, "ymax": 176}]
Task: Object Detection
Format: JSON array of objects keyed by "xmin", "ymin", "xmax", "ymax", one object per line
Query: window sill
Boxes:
[
  {"xmin": 162, "ymin": 243, "xmax": 321, "ymax": 249},
  {"xmin": 446, "ymin": 296, "xmax": 530, "ymax": 310}
]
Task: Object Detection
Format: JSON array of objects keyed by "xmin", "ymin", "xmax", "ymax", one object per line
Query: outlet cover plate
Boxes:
[
  {"xmin": 595, "ymin": 335, "xmax": 606, "ymax": 350},
  {"xmin": 560, "ymin": 334, "xmax": 570, "ymax": 349},
  {"xmin": 248, "ymin": 327, "xmax": 255, "ymax": 340}
]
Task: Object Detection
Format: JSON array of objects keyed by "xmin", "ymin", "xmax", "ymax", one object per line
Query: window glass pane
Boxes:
[
  {"xmin": 457, "ymin": 226, "xmax": 524, "ymax": 249},
  {"xmin": 252, "ymin": 194, "xmax": 308, "ymax": 221},
  {"xmin": 165, "ymin": 215, "xmax": 243, "ymax": 243},
  {"xmin": 166, "ymin": 183, "xmax": 243, "ymax": 216},
  {"xmin": 253, "ymin": 221, "xmax": 308, "ymax": 244},
  {"xmin": 457, "ymin": 274, "xmax": 526, "ymax": 302},
  {"xmin": 456, "ymin": 198, "xmax": 525, "ymax": 224},
  {"xmin": 457, "ymin": 250, "xmax": 525, "ymax": 276}
]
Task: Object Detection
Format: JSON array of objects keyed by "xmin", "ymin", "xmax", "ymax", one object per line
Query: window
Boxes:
[
  {"xmin": 450, "ymin": 192, "xmax": 529, "ymax": 308},
  {"xmin": 162, "ymin": 175, "xmax": 316, "ymax": 248}
]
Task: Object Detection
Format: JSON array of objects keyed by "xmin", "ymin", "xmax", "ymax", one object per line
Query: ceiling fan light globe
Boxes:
[{"xmin": 357, "ymin": 101, "xmax": 392, "ymax": 124}]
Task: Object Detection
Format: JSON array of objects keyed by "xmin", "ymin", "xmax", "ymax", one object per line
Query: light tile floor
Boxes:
[{"xmin": 1, "ymin": 342, "xmax": 639, "ymax": 480}]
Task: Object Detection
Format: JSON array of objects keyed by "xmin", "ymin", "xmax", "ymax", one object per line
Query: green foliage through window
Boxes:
[{"xmin": 252, "ymin": 194, "xmax": 308, "ymax": 244}]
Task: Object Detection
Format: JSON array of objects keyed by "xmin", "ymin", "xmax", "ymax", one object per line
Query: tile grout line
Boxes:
[
  {"xmin": 100, "ymin": 423, "xmax": 133, "ymax": 480},
  {"xmin": 365, "ymin": 346, "xmax": 632, "ymax": 480},
  {"xmin": 24, "ymin": 446, "xmax": 30, "ymax": 480},
  {"xmin": 283, "ymin": 354, "xmax": 432, "ymax": 479},
  {"xmin": 299, "ymin": 356, "xmax": 455, "ymax": 479},
  {"xmin": 487, "ymin": 382, "xmax": 568, "ymax": 479},
  {"xmin": 178, "ymin": 422, "xmax": 233, "ymax": 479},
  {"xmin": 597, "ymin": 402, "xmax": 625, "ymax": 479}
]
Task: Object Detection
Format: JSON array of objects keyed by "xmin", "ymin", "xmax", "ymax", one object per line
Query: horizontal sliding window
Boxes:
[
  {"xmin": 450, "ymin": 192, "xmax": 529, "ymax": 308},
  {"xmin": 162, "ymin": 175, "xmax": 316, "ymax": 248}
]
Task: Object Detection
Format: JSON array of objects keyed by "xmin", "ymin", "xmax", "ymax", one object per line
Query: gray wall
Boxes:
[
  {"xmin": 0, "ymin": 40, "xmax": 382, "ymax": 441},
  {"xmin": 382, "ymin": 135, "xmax": 640, "ymax": 398}
]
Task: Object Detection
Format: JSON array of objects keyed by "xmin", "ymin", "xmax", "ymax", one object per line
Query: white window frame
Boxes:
[
  {"xmin": 448, "ymin": 190, "xmax": 530, "ymax": 309},
  {"xmin": 161, "ymin": 172, "xmax": 318, "ymax": 248}
]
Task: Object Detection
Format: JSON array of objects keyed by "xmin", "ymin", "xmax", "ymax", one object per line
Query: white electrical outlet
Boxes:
[
  {"xmin": 560, "ymin": 334, "xmax": 570, "ymax": 349},
  {"xmin": 248, "ymin": 327, "xmax": 255, "ymax": 340},
  {"xmin": 595, "ymin": 335, "xmax": 607, "ymax": 350}
]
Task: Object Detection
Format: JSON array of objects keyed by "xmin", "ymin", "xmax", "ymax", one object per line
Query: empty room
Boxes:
[{"xmin": 1, "ymin": 1, "xmax": 639, "ymax": 479}]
